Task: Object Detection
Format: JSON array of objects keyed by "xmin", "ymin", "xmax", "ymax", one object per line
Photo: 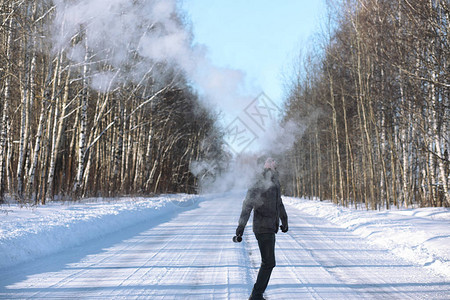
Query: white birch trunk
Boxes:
[
  {"xmin": 399, "ymin": 84, "xmax": 410, "ymax": 208},
  {"xmin": 112, "ymin": 97, "xmax": 124, "ymax": 193},
  {"xmin": 27, "ymin": 61, "xmax": 53, "ymax": 203},
  {"xmin": 430, "ymin": 70, "xmax": 450, "ymax": 206},
  {"xmin": 73, "ymin": 41, "xmax": 89, "ymax": 195},
  {"xmin": 144, "ymin": 122, "xmax": 154, "ymax": 191},
  {"xmin": 0, "ymin": 2, "xmax": 13, "ymax": 201},
  {"xmin": 17, "ymin": 9, "xmax": 34, "ymax": 198},
  {"xmin": 329, "ymin": 74, "xmax": 344, "ymax": 205},
  {"xmin": 45, "ymin": 55, "xmax": 63, "ymax": 201}
]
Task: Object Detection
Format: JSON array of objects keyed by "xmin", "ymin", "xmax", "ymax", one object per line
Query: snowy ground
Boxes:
[
  {"xmin": 283, "ymin": 197, "xmax": 450, "ymax": 279},
  {"xmin": 0, "ymin": 192, "xmax": 449, "ymax": 299}
]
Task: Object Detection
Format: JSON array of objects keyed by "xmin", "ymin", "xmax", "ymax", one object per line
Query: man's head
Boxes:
[{"xmin": 257, "ymin": 155, "xmax": 267, "ymax": 167}]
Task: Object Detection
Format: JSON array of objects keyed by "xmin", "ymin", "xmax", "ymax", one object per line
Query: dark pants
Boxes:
[{"xmin": 250, "ymin": 233, "xmax": 276, "ymax": 299}]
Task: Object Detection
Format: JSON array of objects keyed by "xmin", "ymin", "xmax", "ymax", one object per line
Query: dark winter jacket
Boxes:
[{"xmin": 237, "ymin": 169, "xmax": 288, "ymax": 234}]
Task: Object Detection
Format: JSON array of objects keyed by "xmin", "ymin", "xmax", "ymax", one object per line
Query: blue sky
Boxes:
[{"xmin": 180, "ymin": 0, "xmax": 327, "ymax": 105}]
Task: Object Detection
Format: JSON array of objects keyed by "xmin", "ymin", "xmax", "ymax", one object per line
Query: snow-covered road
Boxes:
[{"xmin": 0, "ymin": 193, "xmax": 448, "ymax": 299}]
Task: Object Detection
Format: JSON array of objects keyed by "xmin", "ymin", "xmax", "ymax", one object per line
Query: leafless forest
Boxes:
[
  {"xmin": 282, "ymin": 0, "xmax": 449, "ymax": 208},
  {"xmin": 0, "ymin": 1, "xmax": 225, "ymax": 204},
  {"xmin": 0, "ymin": 0, "xmax": 448, "ymax": 209}
]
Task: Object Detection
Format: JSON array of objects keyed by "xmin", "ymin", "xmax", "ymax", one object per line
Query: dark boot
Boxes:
[{"xmin": 248, "ymin": 296, "xmax": 266, "ymax": 300}]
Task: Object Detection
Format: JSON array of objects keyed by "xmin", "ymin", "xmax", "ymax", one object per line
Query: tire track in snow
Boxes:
[
  {"xmin": 296, "ymin": 212, "xmax": 420, "ymax": 300},
  {"xmin": 106, "ymin": 225, "xmax": 185, "ymax": 298},
  {"xmin": 30, "ymin": 212, "xmax": 185, "ymax": 299}
]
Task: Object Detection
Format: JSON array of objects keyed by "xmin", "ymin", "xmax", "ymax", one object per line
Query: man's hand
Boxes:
[
  {"xmin": 236, "ymin": 226, "xmax": 244, "ymax": 237},
  {"xmin": 280, "ymin": 224, "xmax": 288, "ymax": 233}
]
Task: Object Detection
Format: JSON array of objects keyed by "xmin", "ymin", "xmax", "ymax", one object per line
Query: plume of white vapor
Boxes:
[{"xmin": 51, "ymin": 0, "xmax": 246, "ymax": 111}]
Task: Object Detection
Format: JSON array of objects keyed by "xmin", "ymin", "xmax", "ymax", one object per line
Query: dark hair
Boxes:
[{"xmin": 257, "ymin": 155, "xmax": 267, "ymax": 166}]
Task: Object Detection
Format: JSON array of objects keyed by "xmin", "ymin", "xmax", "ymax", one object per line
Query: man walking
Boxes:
[{"xmin": 235, "ymin": 157, "xmax": 289, "ymax": 300}]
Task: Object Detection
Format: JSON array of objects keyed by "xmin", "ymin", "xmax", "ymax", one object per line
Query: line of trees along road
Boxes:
[
  {"xmin": 281, "ymin": 0, "xmax": 449, "ymax": 209},
  {"xmin": 0, "ymin": 1, "xmax": 225, "ymax": 204}
]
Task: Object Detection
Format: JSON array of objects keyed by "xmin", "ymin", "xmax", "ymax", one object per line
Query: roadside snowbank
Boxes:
[
  {"xmin": 283, "ymin": 197, "xmax": 450, "ymax": 279},
  {"xmin": 0, "ymin": 194, "xmax": 202, "ymax": 269}
]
